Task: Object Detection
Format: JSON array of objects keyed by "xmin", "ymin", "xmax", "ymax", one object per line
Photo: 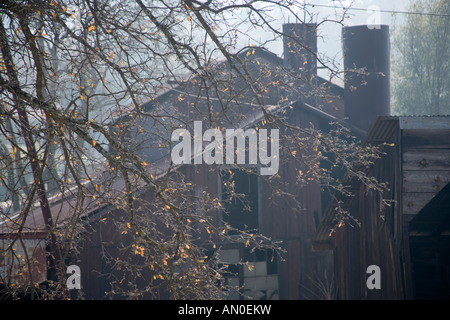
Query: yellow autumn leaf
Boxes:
[{"xmin": 88, "ymin": 25, "xmax": 95, "ymax": 32}]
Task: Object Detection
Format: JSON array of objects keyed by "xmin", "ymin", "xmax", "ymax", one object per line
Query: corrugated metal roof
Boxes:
[{"xmin": 362, "ymin": 116, "xmax": 399, "ymax": 143}]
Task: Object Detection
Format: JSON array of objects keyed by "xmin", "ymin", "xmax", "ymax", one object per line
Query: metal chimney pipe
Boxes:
[{"xmin": 343, "ymin": 25, "xmax": 390, "ymax": 130}]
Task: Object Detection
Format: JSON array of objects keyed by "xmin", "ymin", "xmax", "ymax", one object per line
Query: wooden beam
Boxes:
[
  {"xmin": 403, "ymin": 149, "xmax": 450, "ymax": 171},
  {"xmin": 403, "ymin": 170, "xmax": 450, "ymax": 193}
]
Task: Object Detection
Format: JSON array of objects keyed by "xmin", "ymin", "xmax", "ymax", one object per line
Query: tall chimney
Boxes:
[
  {"xmin": 343, "ymin": 25, "xmax": 390, "ymax": 130},
  {"xmin": 283, "ymin": 23, "xmax": 317, "ymax": 79}
]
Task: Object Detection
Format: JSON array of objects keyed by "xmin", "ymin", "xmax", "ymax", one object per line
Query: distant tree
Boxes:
[{"xmin": 392, "ymin": 0, "xmax": 450, "ymax": 115}]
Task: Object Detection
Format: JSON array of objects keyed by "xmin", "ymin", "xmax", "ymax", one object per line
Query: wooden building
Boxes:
[
  {"xmin": 314, "ymin": 115, "xmax": 450, "ymax": 299},
  {"xmin": 2, "ymin": 24, "xmax": 415, "ymax": 300},
  {"xmin": 81, "ymin": 23, "xmax": 348, "ymax": 300}
]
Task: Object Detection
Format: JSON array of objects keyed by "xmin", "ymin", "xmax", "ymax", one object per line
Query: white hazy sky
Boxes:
[
  {"xmin": 313, "ymin": 0, "xmax": 414, "ymax": 78},
  {"xmin": 311, "ymin": 1, "xmax": 413, "ymax": 50},
  {"xmin": 238, "ymin": 0, "xmax": 417, "ymax": 79}
]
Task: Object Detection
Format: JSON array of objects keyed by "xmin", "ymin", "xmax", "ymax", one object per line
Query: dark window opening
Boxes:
[{"xmin": 221, "ymin": 168, "xmax": 259, "ymax": 233}]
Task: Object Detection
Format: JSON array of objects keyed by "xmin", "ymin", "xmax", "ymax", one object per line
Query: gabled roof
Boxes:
[
  {"xmin": 1, "ymin": 103, "xmax": 348, "ymax": 236},
  {"xmin": 1, "ymin": 45, "xmax": 347, "ymax": 237},
  {"xmin": 126, "ymin": 46, "xmax": 344, "ymax": 117},
  {"xmin": 131, "ymin": 47, "xmax": 285, "ymax": 113}
]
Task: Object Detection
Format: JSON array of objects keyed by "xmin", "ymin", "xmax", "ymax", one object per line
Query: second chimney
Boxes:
[{"xmin": 343, "ymin": 25, "xmax": 391, "ymax": 130}]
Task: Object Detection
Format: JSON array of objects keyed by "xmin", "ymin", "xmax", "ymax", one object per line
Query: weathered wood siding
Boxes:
[
  {"xmin": 332, "ymin": 127, "xmax": 407, "ymax": 299},
  {"xmin": 402, "ymin": 129, "xmax": 450, "ymax": 220},
  {"xmin": 260, "ymin": 106, "xmax": 334, "ymax": 299},
  {"xmin": 403, "ymin": 128, "xmax": 450, "ymax": 299},
  {"xmin": 328, "ymin": 122, "xmax": 450, "ymax": 300}
]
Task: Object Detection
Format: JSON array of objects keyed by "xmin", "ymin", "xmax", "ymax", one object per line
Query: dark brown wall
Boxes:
[{"xmin": 331, "ymin": 130, "xmax": 407, "ymax": 299}]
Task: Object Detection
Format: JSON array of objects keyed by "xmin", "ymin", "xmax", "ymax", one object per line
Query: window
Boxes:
[
  {"xmin": 220, "ymin": 168, "xmax": 259, "ymax": 233},
  {"xmin": 218, "ymin": 246, "xmax": 279, "ymax": 300}
]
